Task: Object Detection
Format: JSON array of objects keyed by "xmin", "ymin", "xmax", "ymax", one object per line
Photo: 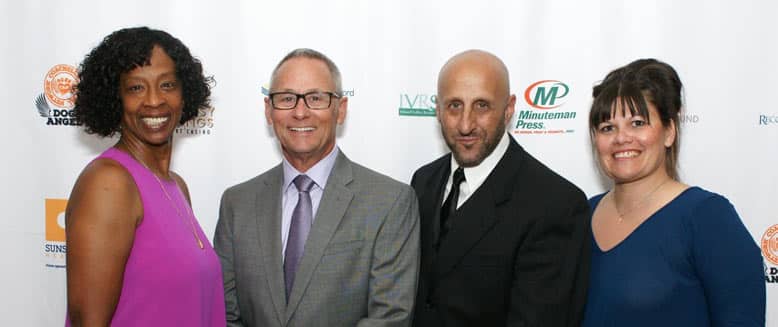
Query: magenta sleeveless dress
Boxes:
[{"xmin": 66, "ymin": 148, "xmax": 226, "ymax": 326}]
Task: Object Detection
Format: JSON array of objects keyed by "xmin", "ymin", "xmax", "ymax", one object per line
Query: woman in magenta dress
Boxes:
[
  {"xmin": 582, "ymin": 58, "xmax": 765, "ymax": 326},
  {"xmin": 65, "ymin": 27, "xmax": 225, "ymax": 326}
]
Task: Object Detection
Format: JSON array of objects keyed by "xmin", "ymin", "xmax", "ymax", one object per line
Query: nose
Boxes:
[
  {"xmin": 456, "ymin": 107, "xmax": 476, "ymax": 135},
  {"xmin": 144, "ymin": 87, "xmax": 165, "ymax": 107},
  {"xmin": 291, "ymin": 96, "xmax": 309, "ymax": 119},
  {"xmin": 614, "ymin": 127, "xmax": 633, "ymax": 144}
]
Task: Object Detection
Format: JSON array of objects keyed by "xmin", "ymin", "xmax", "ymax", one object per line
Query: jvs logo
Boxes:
[
  {"xmin": 398, "ymin": 93, "xmax": 436, "ymax": 117},
  {"xmin": 35, "ymin": 64, "xmax": 81, "ymax": 126}
]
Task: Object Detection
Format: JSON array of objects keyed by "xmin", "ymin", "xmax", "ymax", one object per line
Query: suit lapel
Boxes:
[
  {"xmin": 418, "ymin": 157, "xmax": 450, "ymax": 253},
  {"xmin": 255, "ymin": 165, "xmax": 287, "ymax": 324},
  {"xmin": 285, "ymin": 151, "xmax": 355, "ymax": 324},
  {"xmin": 436, "ymin": 137, "xmax": 524, "ymax": 277}
]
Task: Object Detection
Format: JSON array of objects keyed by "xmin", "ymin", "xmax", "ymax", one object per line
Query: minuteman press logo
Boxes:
[
  {"xmin": 44, "ymin": 198, "xmax": 68, "ymax": 269},
  {"xmin": 514, "ymin": 80, "xmax": 577, "ymax": 135},
  {"xmin": 34, "ymin": 64, "xmax": 81, "ymax": 126},
  {"xmin": 762, "ymin": 224, "xmax": 778, "ymax": 284},
  {"xmin": 525, "ymin": 80, "xmax": 569, "ymax": 109}
]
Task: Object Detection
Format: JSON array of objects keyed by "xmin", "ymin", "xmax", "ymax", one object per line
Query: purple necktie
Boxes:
[{"xmin": 284, "ymin": 174, "xmax": 315, "ymax": 300}]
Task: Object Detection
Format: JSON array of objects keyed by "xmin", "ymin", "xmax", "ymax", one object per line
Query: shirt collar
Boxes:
[
  {"xmin": 282, "ymin": 146, "xmax": 340, "ymax": 192},
  {"xmin": 449, "ymin": 132, "xmax": 510, "ymax": 188}
]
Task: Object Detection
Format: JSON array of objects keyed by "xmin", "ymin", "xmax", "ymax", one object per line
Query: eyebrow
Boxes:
[
  {"xmin": 273, "ymin": 88, "xmax": 327, "ymax": 93},
  {"xmin": 122, "ymin": 71, "xmax": 177, "ymax": 80},
  {"xmin": 440, "ymin": 96, "xmax": 462, "ymax": 102}
]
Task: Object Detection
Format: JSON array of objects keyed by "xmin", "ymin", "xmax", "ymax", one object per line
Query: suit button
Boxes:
[{"xmin": 425, "ymin": 301, "xmax": 435, "ymax": 309}]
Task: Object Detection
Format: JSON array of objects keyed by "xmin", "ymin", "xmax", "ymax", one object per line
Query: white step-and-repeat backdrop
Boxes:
[{"xmin": 2, "ymin": 1, "xmax": 776, "ymax": 325}]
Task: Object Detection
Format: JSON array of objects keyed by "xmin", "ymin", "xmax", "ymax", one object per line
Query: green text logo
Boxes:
[{"xmin": 399, "ymin": 94, "xmax": 436, "ymax": 116}]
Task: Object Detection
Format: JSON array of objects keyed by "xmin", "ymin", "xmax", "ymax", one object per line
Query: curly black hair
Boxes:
[{"xmin": 74, "ymin": 26, "xmax": 213, "ymax": 137}]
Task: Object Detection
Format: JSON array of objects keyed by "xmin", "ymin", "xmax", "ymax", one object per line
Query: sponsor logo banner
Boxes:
[
  {"xmin": 759, "ymin": 114, "xmax": 778, "ymax": 126},
  {"xmin": 398, "ymin": 93, "xmax": 436, "ymax": 117},
  {"xmin": 175, "ymin": 106, "xmax": 215, "ymax": 136},
  {"xmin": 680, "ymin": 113, "xmax": 700, "ymax": 125},
  {"xmin": 261, "ymin": 83, "xmax": 355, "ymax": 97},
  {"xmin": 763, "ymin": 224, "xmax": 778, "ymax": 284},
  {"xmin": 514, "ymin": 80, "xmax": 578, "ymax": 135},
  {"xmin": 44, "ymin": 198, "xmax": 68, "ymax": 269},
  {"xmin": 35, "ymin": 64, "xmax": 81, "ymax": 127}
]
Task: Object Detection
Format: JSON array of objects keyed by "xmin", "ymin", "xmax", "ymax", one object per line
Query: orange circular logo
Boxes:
[
  {"xmin": 762, "ymin": 224, "xmax": 778, "ymax": 265},
  {"xmin": 44, "ymin": 64, "xmax": 78, "ymax": 109}
]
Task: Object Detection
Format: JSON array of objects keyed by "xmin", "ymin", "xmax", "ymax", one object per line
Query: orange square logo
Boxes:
[{"xmin": 45, "ymin": 198, "xmax": 67, "ymax": 242}]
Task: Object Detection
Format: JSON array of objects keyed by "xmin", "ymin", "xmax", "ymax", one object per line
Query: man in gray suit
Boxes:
[{"xmin": 214, "ymin": 48, "xmax": 420, "ymax": 327}]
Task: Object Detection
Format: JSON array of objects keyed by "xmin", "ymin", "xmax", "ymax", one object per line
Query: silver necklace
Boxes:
[{"xmin": 613, "ymin": 178, "xmax": 670, "ymax": 224}]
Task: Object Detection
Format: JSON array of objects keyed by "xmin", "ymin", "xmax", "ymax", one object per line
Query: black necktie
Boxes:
[{"xmin": 439, "ymin": 167, "xmax": 465, "ymax": 245}]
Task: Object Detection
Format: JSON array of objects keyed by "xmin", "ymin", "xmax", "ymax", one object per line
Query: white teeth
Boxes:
[
  {"xmin": 142, "ymin": 117, "xmax": 169, "ymax": 128},
  {"xmin": 290, "ymin": 127, "xmax": 314, "ymax": 132},
  {"xmin": 614, "ymin": 151, "xmax": 639, "ymax": 158}
]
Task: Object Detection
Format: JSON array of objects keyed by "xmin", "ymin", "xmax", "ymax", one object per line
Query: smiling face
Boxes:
[
  {"xmin": 264, "ymin": 57, "xmax": 347, "ymax": 172},
  {"xmin": 593, "ymin": 99, "xmax": 676, "ymax": 184},
  {"xmin": 118, "ymin": 46, "xmax": 183, "ymax": 149},
  {"xmin": 436, "ymin": 51, "xmax": 515, "ymax": 168}
]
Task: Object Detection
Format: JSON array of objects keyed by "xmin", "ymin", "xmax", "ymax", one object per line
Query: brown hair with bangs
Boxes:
[{"xmin": 588, "ymin": 58, "xmax": 684, "ymax": 180}]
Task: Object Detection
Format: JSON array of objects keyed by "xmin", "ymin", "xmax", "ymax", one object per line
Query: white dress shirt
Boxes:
[
  {"xmin": 280, "ymin": 146, "xmax": 339, "ymax": 260},
  {"xmin": 443, "ymin": 132, "xmax": 511, "ymax": 209}
]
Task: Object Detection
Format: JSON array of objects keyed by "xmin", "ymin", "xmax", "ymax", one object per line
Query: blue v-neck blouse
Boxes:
[{"xmin": 582, "ymin": 187, "xmax": 765, "ymax": 327}]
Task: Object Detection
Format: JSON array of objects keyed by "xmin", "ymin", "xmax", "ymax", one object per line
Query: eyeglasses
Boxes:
[{"xmin": 268, "ymin": 91, "xmax": 341, "ymax": 110}]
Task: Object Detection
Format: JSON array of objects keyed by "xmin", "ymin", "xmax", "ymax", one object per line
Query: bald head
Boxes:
[
  {"xmin": 435, "ymin": 49, "xmax": 516, "ymax": 167},
  {"xmin": 438, "ymin": 50, "xmax": 511, "ymax": 99}
]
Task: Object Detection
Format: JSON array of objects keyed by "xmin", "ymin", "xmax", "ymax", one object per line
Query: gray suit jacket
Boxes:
[{"xmin": 215, "ymin": 151, "xmax": 420, "ymax": 327}]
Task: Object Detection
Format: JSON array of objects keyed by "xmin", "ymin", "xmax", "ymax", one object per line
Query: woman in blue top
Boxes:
[{"xmin": 582, "ymin": 58, "xmax": 765, "ymax": 326}]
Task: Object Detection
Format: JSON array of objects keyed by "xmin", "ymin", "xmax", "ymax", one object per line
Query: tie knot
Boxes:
[
  {"xmin": 293, "ymin": 174, "xmax": 315, "ymax": 193},
  {"xmin": 452, "ymin": 167, "xmax": 466, "ymax": 185}
]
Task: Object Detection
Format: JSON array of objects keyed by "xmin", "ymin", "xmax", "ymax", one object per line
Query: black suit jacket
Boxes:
[{"xmin": 411, "ymin": 136, "xmax": 590, "ymax": 327}]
